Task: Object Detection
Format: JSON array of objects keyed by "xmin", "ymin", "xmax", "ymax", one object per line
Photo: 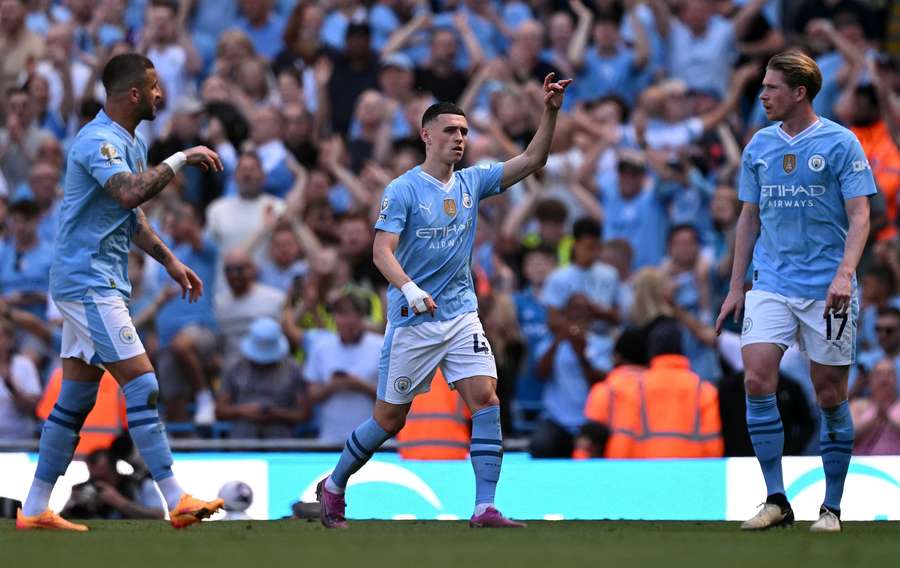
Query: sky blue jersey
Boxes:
[
  {"xmin": 375, "ymin": 163, "xmax": 504, "ymax": 327},
  {"xmin": 50, "ymin": 110, "xmax": 149, "ymax": 301},
  {"xmin": 738, "ymin": 118, "xmax": 877, "ymax": 300}
]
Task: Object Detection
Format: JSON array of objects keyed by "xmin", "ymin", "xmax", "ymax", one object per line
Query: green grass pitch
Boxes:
[{"xmin": 3, "ymin": 520, "xmax": 900, "ymax": 567}]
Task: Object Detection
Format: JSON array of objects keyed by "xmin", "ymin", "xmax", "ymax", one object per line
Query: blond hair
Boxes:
[
  {"xmin": 767, "ymin": 51, "xmax": 822, "ymax": 101},
  {"xmin": 630, "ymin": 267, "xmax": 674, "ymax": 327}
]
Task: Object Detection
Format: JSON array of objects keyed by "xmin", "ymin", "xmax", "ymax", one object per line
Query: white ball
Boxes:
[{"xmin": 218, "ymin": 480, "xmax": 253, "ymax": 512}]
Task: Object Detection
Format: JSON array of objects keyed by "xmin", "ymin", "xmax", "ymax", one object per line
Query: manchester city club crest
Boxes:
[
  {"xmin": 783, "ymin": 154, "xmax": 796, "ymax": 173},
  {"xmin": 462, "ymin": 193, "xmax": 473, "ymax": 208},
  {"xmin": 808, "ymin": 154, "xmax": 826, "ymax": 172},
  {"xmin": 394, "ymin": 376, "xmax": 411, "ymax": 394},
  {"xmin": 444, "ymin": 198, "xmax": 457, "ymax": 216}
]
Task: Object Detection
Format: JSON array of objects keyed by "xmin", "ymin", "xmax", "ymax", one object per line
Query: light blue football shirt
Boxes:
[
  {"xmin": 50, "ymin": 109, "xmax": 149, "ymax": 301},
  {"xmin": 375, "ymin": 163, "xmax": 504, "ymax": 327},
  {"xmin": 738, "ymin": 118, "xmax": 877, "ymax": 300}
]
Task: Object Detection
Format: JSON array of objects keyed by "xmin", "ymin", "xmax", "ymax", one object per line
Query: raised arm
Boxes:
[
  {"xmin": 500, "ymin": 73, "xmax": 571, "ymax": 189},
  {"xmin": 381, "ymin": 13, "xmax": 430, "ymax": 58},
  {"xmin": 647, "ymin": 0, "xmax": 671, "ymax": 39},
  {"xmin": 625, "ymin": 0, "xmax": 650, "ymax": 71},
  {"xmin": 104, "ymin": 146, "xmax": 222, "ymax": 209},
  {"xmin": 699, "ymin": 64, "xmax": 759, "ymax": 132},
  {"xmin": 567, "ymin": 0, "xmax": 594, "ymax": 70},
  {"xmin": 731, "ymin": 0, "xmax": 769, "ymax": 40}
]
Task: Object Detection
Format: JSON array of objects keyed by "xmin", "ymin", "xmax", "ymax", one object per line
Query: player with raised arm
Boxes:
[
  {"xmin": 17, "ymin": 54, "xmax": 225, "ymax": 531},
  {"xmin": 316, "ymin": 73, "xmax": 571, "ymax": 529},
  {"xmin": 716, "ymin": 51, "xmax": 876, "ymax": 532}
]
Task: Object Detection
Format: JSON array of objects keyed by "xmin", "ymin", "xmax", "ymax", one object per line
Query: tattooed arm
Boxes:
[
  {"xmin": 105, "ymin": 165, "xmax": 175, "ymax": 211},
  {"xmin": 103, "ymin": 146, "xmax": 223, "ymax": 209},
  {"xmin": 133, "ymin": 207, "xmax": 175, "ymax": 267},
  {"xmin": 134, "ymin": 208, "xmax": 205, "ymax": 303}
]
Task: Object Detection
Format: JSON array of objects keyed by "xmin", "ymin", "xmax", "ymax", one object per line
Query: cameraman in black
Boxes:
[{"xmin": 61, "ymin": 448, "xmax": 165, "ymax": 520}]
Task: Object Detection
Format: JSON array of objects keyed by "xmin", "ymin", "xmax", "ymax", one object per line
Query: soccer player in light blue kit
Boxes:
[
  {"xmin": 17, "ymin": 54, "xmax": 226, "ymax": 531},
  {"xmin": 317, "ymin": 74, "xmax": 572, "ymax": 529},
  {"xmin": 716, "ymin": 51, "xmax": 877, "ymax": 532}
]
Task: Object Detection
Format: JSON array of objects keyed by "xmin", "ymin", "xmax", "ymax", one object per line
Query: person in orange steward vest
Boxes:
[
  {"xmin": 396, "ymin": 369, "xmax": 471, "ymax": 459},
  {"xmin": 577, "ymin": 318, "xmax": 723, "ymax": 458},
  {"xmin": 36, "ymin": 367, "xmax": 125, "ymax": 457}
]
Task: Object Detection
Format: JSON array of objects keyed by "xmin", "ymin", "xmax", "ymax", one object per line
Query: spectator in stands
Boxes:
[
  {"xmin": 0, "ymin": 0, "xmax": 44, "ymax": 91},
  {"xmin": 512, "ymin": 245, "xmax": 557, "ymax": 430},
  {"xmin": 207, "ymin": 152, "xmax": 285, "ymax": 257},
  {"xmin": 216, "ymin": 316, "xmax": 309, "ymax": 438},
  {"xmin": 0, "ymin": 87, "xmax": 55, "ymax": 189},
  {"xmin": 61, "ymin": 448, "xmax": 165, "ymax": 519},
  {"xmin": 651, "ymin": 0, "xmax": 767, "ymax": 99},
  {"xmin": 580, "ymin": 318, "xmax": 722, "ymax": 458},
  {"xmin": 542, "ymin": 217, "xmax": 620, "ymax": 332},
  {"xmin": 0, "ymin": 318, "xmax": 41, "ymax": 440},
  {"xmin": 599, "ymin": 150, "xmax": 668, "ymax": 269},
  {"xmin": 0, "ymin": 197, "xmax": 54, "ymax": 319},
  {"xmin": 501, "ymin": 196, "xmax": 570, "ymax": 277},
  {"xmin": 154, "ymin": 203, "xmax": 220, "ymax": 426},
  {"xmin": 250, "ymin": 105, "xmax": 296, "ymax": 197},
  {"xmin": 236, "ymin": 0, "xmax": 287, "ymax": 61},
  {"xmin": 140, "ymin": 0, "xmax": 202, "ymax": 138},
  {"xmin": 851, "ymin": 358, "xmax": 900, "ymax": 455},
  {"xmin": 569, "ymin": 7, "xmax": 649, "ymax": 106},
  {"xmin": 148, "ymin": 97, "xmax": 222, "ymax": 208},
  {"xmin": 530, "ymin": 293, "xmax": 612, "ymax": 458},
  {"xmin": 304, "ymin": 289, "xmax": 382, "ymax": 444},
  {"xmin": 25, "ymin": 161, "xmax": 62, "ymax": 244},
  {"xmin": 858, "ymin": 265, "xmax": 900, "ymax": 354},
  {"xmin": 856, "ymin": 307, "xmax": 900, "ymax": 394},
  {"xmin": 338, "ymin": 212, "xmax": 387, "ymax": 294},
  {"xmin": 216, "ymin": 249, "xmax": 286, "ymax": 369},
  {"xmin": 661, "ymin": 224, "xmax": 721, "ymax": 382},
  {"xmin": 257, "ymin": 223, "xmax": 309, "ymax": 294},
  {"xmin": 322, "ymin": 22, "xmax": 379, "ymax": 137}
]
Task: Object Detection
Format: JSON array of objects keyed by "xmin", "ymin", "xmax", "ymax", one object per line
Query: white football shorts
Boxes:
[
  {"xmin": 378, "ymin": 311, "xmax": 498, "ymax": 404},
  {"xmin": 54, "ymin": 290, "xmax": 146, "ymax": 365},
  {"xmin": 741, "ymin": 289, "xmax": 858, "ymax": 366}
]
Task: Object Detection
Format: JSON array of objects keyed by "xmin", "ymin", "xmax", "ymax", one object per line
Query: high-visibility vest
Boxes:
[
  {"xmin": 36, "ymin": 368, "xmax": 125, "ymax": 456},
  {"xmin": 583, "ymin": 355, "xmax": 723, "ymax": 458},
  {"xmin": 396, "ymin": 370, "xmax": 471, "ymax": 460},
  {"xmin": 852, "ymin": 121, "xmax": 900, "ymax": 240}
]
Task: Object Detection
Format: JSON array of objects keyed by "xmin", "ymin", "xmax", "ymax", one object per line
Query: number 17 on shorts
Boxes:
[{"xmin": 741, "ymin": 289, "xmax": 857, "ymax": 366}]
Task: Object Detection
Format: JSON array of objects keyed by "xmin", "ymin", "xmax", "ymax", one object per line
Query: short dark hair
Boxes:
[
  {"xmin": 572, "ymin": 217, "xmax": 601, "ymax": 241},
  {"xmin": 535, "ymin": 198, "xmax": 568, "ymax": 224},
  {"xmin": 646, "ymin": 317, "xmax": 683, "ymax": 358},
  {"xmin": 346, "ymin": 23, "xmax": 371, "ymax": 38},
  {"xmin": 877, "ymin": 306, "xmax": 900, "ymax": 320},
  {"xmin": 614, "ymin": 327, "xmax": 649, "ymax": 366},
  {"xmin": 667, "ymin": 223, "xmax": 700, "ymax": 244},
  {"xmin": 524, "ymin": 243, "xmax": 558, "ymax": 260},
  {"xmin": 865, "ymin": 264, "xmax": 897, "ymax": 293},
  {"xmin": 421, "ymin": 102, "xmax": 466, "ymax": 129},
  {"xmin": 9, "ymin": 199, "xmax": 40, "ymax": 218},
  {"xmin": 102, "ymin": 53, "xmax": 155, "ymax": 95}
]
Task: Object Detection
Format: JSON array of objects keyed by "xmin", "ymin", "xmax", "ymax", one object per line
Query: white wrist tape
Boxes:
[
  {"xmin": 401, "ymin": 281, "xmax": 429, "ymax": 314},
  {"xmin": 162, "ymin": 151, "xmax": 187, "ymax": 173}
]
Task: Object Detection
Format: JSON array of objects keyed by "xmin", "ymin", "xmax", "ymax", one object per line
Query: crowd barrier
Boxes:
[{"xmin": 1, "ymin": 453, "xmax": 898, "ymax": 521}]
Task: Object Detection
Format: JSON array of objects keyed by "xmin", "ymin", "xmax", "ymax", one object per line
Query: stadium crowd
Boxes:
[{"xmin": 1, "ymin": 0, "xmax": 900, "ymax": 460}]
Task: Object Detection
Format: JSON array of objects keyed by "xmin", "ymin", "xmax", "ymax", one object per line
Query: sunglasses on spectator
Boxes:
[
  {"xmin": 876, "ymin": 326, "xmax": 898, "ymax": 334},
  {"xmin": 225, "ymin": 265, "xmax": 249, "ymax": 274}
]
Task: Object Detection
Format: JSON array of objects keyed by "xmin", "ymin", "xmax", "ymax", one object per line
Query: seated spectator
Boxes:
[
  {"xmin": 250, "ymin": 105, "xmax": 296, "ymax": 197},
  {"xmin": 855, "ymin": 307, "xmax": 900, "ymax": 397},
  {"xmin": 852, "ymin": 359, "xmax": 900, "ymax": 455},
  {"xmin": 0, "ymin": 318, "xmax": 41, "ymax": 440},
  {"xmin": 235, "ymin": 0, "xmax": 286, "ymax": 61},
  {"xmin": 154, "ymin": 204, "xmax": 220, "ymax": 426},
  {"xmin": 215, "ymin": 250, "xmax": 286, "ymax": 369},
  {"xmin": 304, "ymin": 290, "xmax": 382, "ymax": 444},
  {"xmin": 216, "ymin": 317, "xmax": 309, "ymax": 438},
  {"xmin": 580, "ymin": 319, "xmax": 723, "ymax": 458},
  {"xmin": 0, "ymin": 197, "xmax": 54, "ymax": 319},
  {"xmin": 0, "ymin": 87, "xmax": 56, "ymax": 190},
  {"xmin": 61, "ymin": 449, "xmax": 165, "ymax": 520},
  {"xmin": 530, "ymin": 293, "xmax": 611, "ymax": 458},
  {"xmin": 26, "ymin": 161, "xmax": 62, "ymax": 244}
]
